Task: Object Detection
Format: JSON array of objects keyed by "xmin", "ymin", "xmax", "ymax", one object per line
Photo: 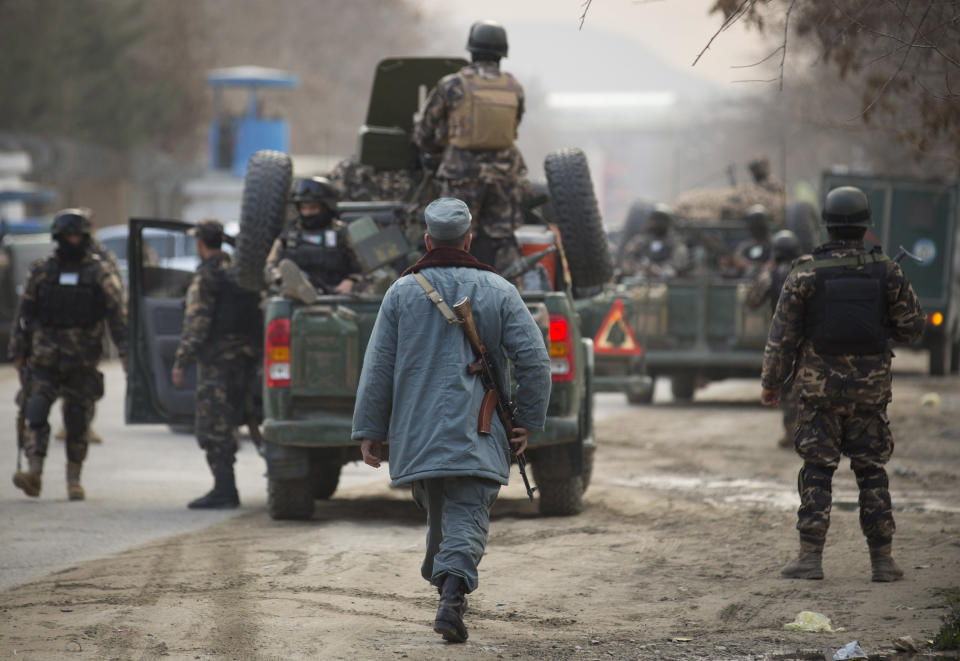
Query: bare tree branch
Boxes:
[
  {"xmin": 730, "ymin": 45, "xmax": 785, "ymax": 68},
  {"xmin": 579, "ymin": 0, "xmax": 593, "ymax": 30},
  {"xmin": 778, "ymin": 0, "xmax": 798, "ymax": 90},
  {"xmin": 850, "ymin": 0, "xmax": 934, "ymax": 120},
  {"xmin": 692, "ymin": 0, "xmax": 758, "ymax": 67}
]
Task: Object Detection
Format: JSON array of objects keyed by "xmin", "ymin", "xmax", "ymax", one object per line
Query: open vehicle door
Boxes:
[{"xmin": 124, "ymin": 219, "xmax": 199, "ymax": 424}]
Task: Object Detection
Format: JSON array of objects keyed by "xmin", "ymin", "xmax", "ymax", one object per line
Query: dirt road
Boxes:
[{"xmin": 1, "ymin": 356, "xmax": 958, "ymax": 660}]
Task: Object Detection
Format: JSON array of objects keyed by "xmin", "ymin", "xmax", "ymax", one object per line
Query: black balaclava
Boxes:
[
  {"xmin": 56, "ymin": 236, "xmax": 89, "ymax": 262},
  {"xmin": 299, "ymin": 203, "xmax": 335, "ymax": 230}
]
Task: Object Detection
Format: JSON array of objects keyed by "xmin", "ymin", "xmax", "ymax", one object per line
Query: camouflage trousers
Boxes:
[
  {"xmin": 195, "ymin": 355, "xmax": 256, "ymax": 466},
  {"xmin": 794, "ymin": 398, "xmax": 895, "ymax": 549},
  {"xmin": 20, "ymin": 363, "xmax": 104, "ymax": 464},
  {"xmin": 440, "ymin": 177, "xmax": 523, "ymax": 273},
  {"xmin": 781, "ymin": 384, "xmax": 798, "ymax": 440}
]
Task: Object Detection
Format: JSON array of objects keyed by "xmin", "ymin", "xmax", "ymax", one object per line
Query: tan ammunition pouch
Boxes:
[{"xmin": 449, "ymin": 69, "xmax": 521, "ymax": 150}]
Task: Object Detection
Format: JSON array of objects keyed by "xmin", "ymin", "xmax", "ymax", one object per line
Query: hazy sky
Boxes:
[{"xmin": 413, "ymin": 0, "xmax": 771, "ymax": 86}]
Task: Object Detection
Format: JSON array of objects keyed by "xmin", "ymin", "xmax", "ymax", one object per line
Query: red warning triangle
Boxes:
[{"xmin": 594, "ymin": 298, "xmax": 643, "ymax": 355}]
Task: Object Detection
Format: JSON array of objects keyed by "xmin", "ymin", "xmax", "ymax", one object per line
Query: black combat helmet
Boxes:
[
  {"xmin": 467, "ymin": 20, "xmax": 508, "ymax": 58},
  {"xmin": 822, "ymin": 186, "xmax": 871, "ymax": 227},
  {"xmin": 745, "ymin": 204, "xmax": 771, "ymax": 239},
  {"xmin": 648, "ymin": 202, "xmax": 673, "ymax": 237},
  {"xmin": 51, "ymin": 208, "xmax": 92, "ymax": 238},
  {"xmin": 290, "ymin": 176, "xmax": 339, "ymax": 210},
  {"xmin": 772, "ymin": 229, "xmax": 800, "ymax": 262}
]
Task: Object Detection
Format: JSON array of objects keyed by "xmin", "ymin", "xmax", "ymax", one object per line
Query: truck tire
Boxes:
[
  {"xmin": 536, "ymin": 476, "xmax": 584, "ymax": 516},
  {"xmin": 627, "ymin": 388, "xmax": 654, "ymax": 405},
  {"xmin": 267, "ymin": 477, "xmax": 314, "ymax": 520},
  {"xmin": 951, "ymin": 336, "xmax": 960, "ymax": 375},
  {"xmin": 544, "ymin": 148, "xmax": 613, "ymax": 290},
  {"xmin": 532, "ymin": 453, "xmax": 585, "ymax": 516},
  {"xmin": 785, "ymin": 201, "xmax": 821, "ymax": 254},
  {"xmin": 929, "ymin": 334, "xmax": 950, "ymax": 376},
  {"xmin": 235, "ymin": 150, "xmax": 293, "ymax": 291},
  {"xmin": 309, "ymin": 456, "xmax": 341, "ymax": 500},
  {"xmin": 670, "ymin": 374, "xmax": 696, "ymax": 402},
  {"xmin": 580, "ymin": 445, "xmax": 595, "ymax": 494}
]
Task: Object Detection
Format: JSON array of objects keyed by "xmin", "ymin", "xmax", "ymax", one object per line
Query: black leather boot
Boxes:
[
  {"xmin": 188, "ymin": 460, "xmax": 240, "ymax": 509},
  {"xmin": 433, "ymin": 573, "xmax": 468, "ymax": 643}
]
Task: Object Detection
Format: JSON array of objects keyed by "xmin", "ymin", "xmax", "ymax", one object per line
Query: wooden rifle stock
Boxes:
[{"xmin": 452, "ymin": 296, "xmax": 537, "ymax": 502}]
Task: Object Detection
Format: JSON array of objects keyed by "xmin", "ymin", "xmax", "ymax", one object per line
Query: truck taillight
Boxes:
[
  {"xmin": 929, "ymin": 311, "xmax": 944, "ymax": 326},
  {"xmin": 265, "ymin": 318, "xmax": 291, "ymax": 388},
  {"xmin": 549, "ymin": 314, "xmax": 574, "ymax": 382}
]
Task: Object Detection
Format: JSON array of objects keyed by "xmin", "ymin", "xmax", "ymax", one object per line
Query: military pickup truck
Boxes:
[
  {"xmin": 126, "ymin": 57, "xmax": 606, "ymax": 520},
  {"xmin": 591, "ymin": 219, "xmax": 782, "ymax": 402},
  {"xmin": 822, "ymin": 171, "xmax": 960, "ymax": 375}
]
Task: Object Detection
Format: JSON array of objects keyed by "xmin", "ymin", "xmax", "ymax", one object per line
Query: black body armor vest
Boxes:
[
  {"xmin": 647, "ymin": 238, "xmax": 674, "ymax": 264},
  {"xmin": 803, "ymin": 249, "xmax": 889, "ymax": 355},
  {"xmin": 281, "ymin": 223, "xmax": 352, "ymax": 290},
  {"xmin": 35, "ymin": 259, "xmax": 105, "ymax": 328},
  {"xmin": 208, "ymin": 266, "xmax": 262, "ymax": 341}
]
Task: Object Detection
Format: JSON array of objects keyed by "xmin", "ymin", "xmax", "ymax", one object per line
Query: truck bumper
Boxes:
[
  {"xmin": 263, "ymin": 413, "xmax": 582, "ymax": 449},
  {"xmin": 593, "ymin": 374, "xmax": 653, "ymax": 399}
]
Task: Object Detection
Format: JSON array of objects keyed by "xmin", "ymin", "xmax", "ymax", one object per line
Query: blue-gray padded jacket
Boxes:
[{"xmin": 351, "ymin": 265, "xmax": 551, "ymax": 486}]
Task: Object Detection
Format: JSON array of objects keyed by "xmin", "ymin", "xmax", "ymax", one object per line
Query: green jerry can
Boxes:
[{"xmin": 290, "ymin": 305, "xmax": 360, "ymax": 397}]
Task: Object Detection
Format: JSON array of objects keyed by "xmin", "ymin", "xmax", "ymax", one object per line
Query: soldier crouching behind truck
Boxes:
[
  {"xmin": 171, "ymin": 220, "xmax": 261, "ymax": 509},
  {"xmin": 353, "ymin": 198, "xmax": 551, "ymax": 643},
  {"xmin": 263, "ymin": 176, "xmax": 363, "ymax": 301},
  {"xmin": 10, "ymin": 209, "xmax": 127, "ymax": 501},
  {"xmin": 747, "ymin": 229, "xmax": 801, "ymax": 448},
  {"xmin": 760, "ymin": 187, "xmax": 924, "ymax": 582}
]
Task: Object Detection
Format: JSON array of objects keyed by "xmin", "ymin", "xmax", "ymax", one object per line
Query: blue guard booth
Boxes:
[{"xmin": 206, "ymin": 66, "xmax": 299, "ymax": 178}]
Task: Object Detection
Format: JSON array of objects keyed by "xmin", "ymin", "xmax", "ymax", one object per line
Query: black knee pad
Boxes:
[
  {"xmin": 25, "ymin": 394, "xmax": 53, "ymax": 429},
  {"xmin": 800, "ymin": 463, "xmax": 835, "ymax": 492},
  {"xmin": 854, "ymin": 466, "xmax": 888, "ymax": 490},
  {"xmin": 63, "ymin": 401, "xmax": 87, "ymax": 439}
]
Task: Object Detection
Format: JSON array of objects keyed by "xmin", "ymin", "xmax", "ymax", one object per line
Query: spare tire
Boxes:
[
  {"xmin": 785, "ymin": 200, "xmax": 821, "ymax": 254},
  {"xmin": 235, "ymin": 150, "xmax": 293, "ymax": 291},
  {"xmin": 544, "ymin": 149, "xmax": 613, "ymax": 290}
]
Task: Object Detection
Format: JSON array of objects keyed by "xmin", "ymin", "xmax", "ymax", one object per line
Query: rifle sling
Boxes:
[{"xmin": 412, "ymin": 273, "xmax": 460, "ymax": 324}]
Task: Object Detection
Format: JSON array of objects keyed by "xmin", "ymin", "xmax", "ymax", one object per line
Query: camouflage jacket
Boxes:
[
  {"xmin": 746, "ymin": 260, "xmax": 791, "ymax": 312},
  {"xmin": 413, "ymin": 62, "xmax": 527, "ymax": 183},
  {"xmin": 9, "ymin": 248, "xmax": 127, "ymax": 369},
  {"xmin": 760, "ymin": 240, "xmax": 925, "ymax": 406},
  {"xmin": 173, "ymin": 252, "xmax": 256, "ymax": 370},
  {"xmin": 328, "ymin": 158, "xmax": 416, "ymax": 202},
  {"xmin": 618, "ymin": 232, "xmax": 691, "ymax": 279}
]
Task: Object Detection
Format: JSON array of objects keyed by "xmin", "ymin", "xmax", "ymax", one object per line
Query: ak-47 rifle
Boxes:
[{"xmin": 452, "ymin": 297, "xmax": 537, "ymax": 502}]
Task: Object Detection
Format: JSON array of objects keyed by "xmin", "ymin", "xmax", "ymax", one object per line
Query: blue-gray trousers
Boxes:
[{"xmin": 414, "ymin": 476, "xmax": 501, "ymax": 593}]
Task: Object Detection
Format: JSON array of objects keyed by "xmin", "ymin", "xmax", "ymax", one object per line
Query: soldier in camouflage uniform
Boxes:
[
  {"xmin": 413, "ymin": 20, "xmax": 527, "ymax": 273},
  {"xmin": 760, "ymin": 187, "xmax": 925, "ymax": 582},
  {"xmin": 264, "ymin": 177, "xmax": 362, "ymax": 297},
  {"xmin": 748, "ymin": 156, "xmax": 785, "ymax": 196},
  {"xmin": 747, "ymin": 230, "xmax": 801, "ymax": 448},
  {"xmin": 172, "ymin": 220, "xmax": 261, "ymax": 509},
  {"xmin": 721, "ymin": 204, "xmax": 773, "ymax": 278},
  {"xmin": 52, "ymin": 228, "xmax": 125, "ymax": 446},
  {"xmin": 9, "ymin": 209, "xmax": 127, "ymax": 501},
  {"xmin": 617, "ymin": 203, "xmax": 691, "ymax": 279}
]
